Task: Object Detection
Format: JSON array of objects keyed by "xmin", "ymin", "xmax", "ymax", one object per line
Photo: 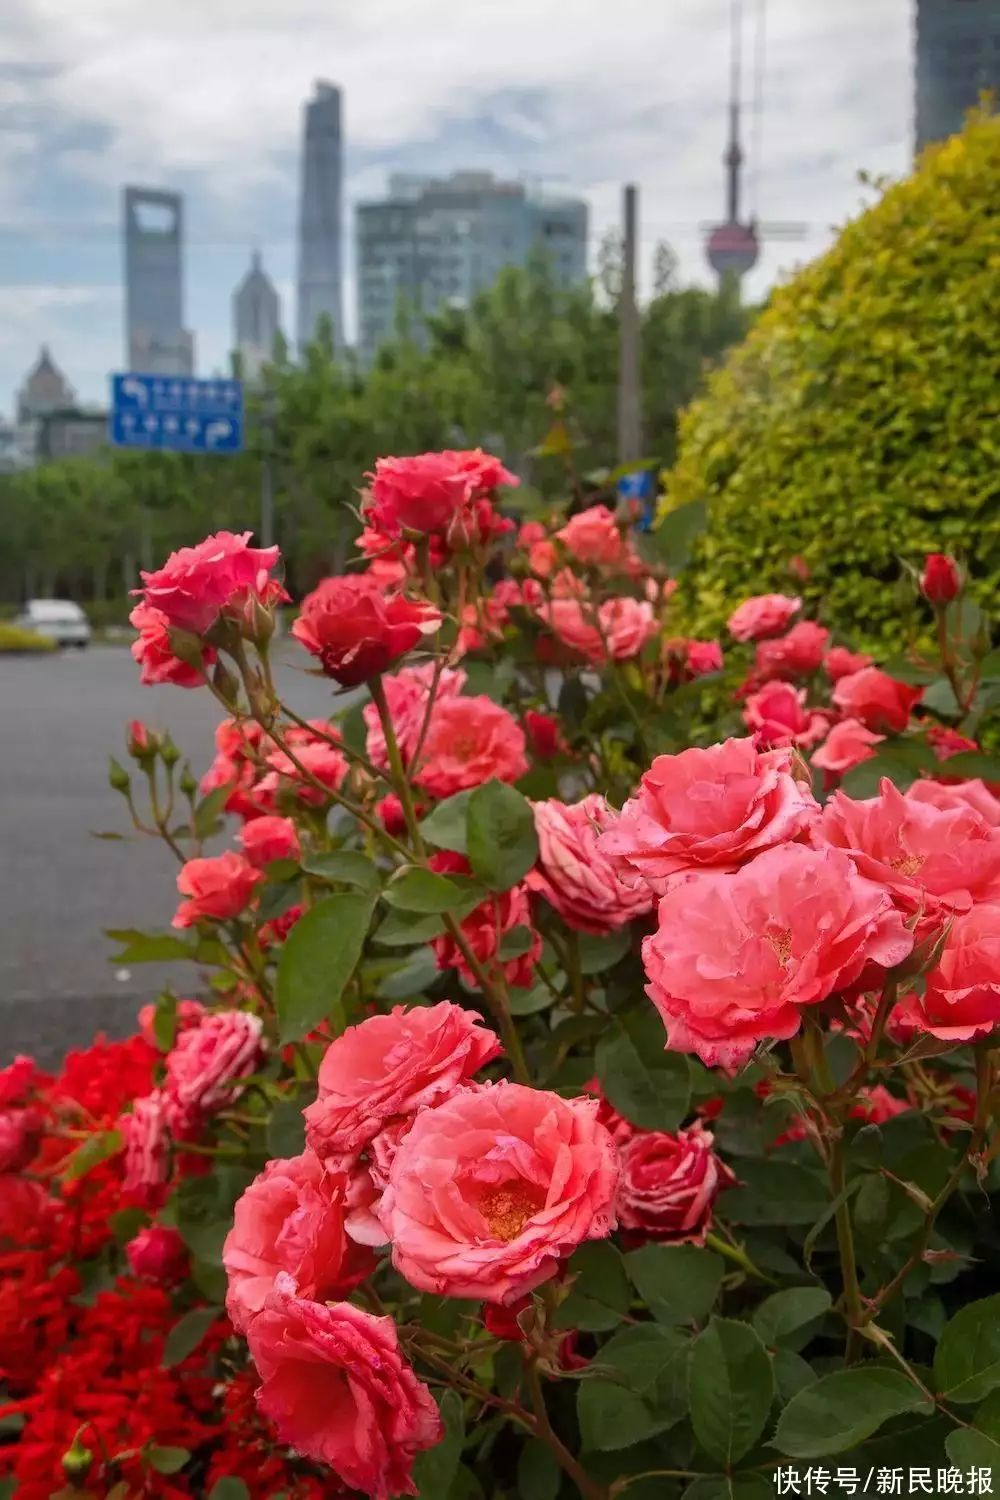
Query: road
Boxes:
[{"xmin": 0, "ymin": 645, "xmax": 342, "ymax": 1068}]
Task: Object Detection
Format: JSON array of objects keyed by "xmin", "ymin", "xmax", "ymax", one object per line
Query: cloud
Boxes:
[{"xmin": 0, "ymin": 0, "xmax": 914, "ymax": 405}]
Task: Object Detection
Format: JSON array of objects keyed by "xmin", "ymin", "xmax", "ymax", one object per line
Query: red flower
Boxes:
[
  {"xmin": 365, "ymin": 449, "xmax": 515, "ymax": 538},
  {"xmin": 129, "ymin": 600, "xmax": 215, "ymax": 688},
  {"xmin": 920, "ymin": 553, "xmax": 962, "ymax": 606},
  {"xmin": 832, "ymin": 667, "xmax": 922, "ymax": 733},
  {"xmin": 431, "ymin": 853, "xmax": 542, "ymax": 988},
  {"xmin": 524, "ymin": 709, "xmax": 567, "ymax": 759},
  {"xmin": 292, "ymin": 574, "xmax": 442, "ymax": 686}
]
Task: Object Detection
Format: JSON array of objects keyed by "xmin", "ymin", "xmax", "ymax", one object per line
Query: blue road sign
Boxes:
[
  {"xmin": 617, "ymin": 469, "xmax": 656, "ymax": 531},
  {"xmin": 109, "ymin": 374, "xmax": 244, "ymax": 454}
]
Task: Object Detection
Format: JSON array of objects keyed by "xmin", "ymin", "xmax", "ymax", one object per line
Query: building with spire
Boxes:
[
  {"xmin": 16, "ymin": 346, "xmax": 75, "ymax": 424},
  {"xmin": 296, "ymin": 81, "xmax": 344, "ymax": 357},
  {"xmin": 233, "ymin": 251, "xmax": 282, "ymax": 381}
]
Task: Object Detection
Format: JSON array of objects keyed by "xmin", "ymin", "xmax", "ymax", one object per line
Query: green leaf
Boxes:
[
  {"xmin": 266, "ymin": 1097, "xmax": 309, "ymax": 1159},
  {"xmin": 597, "ymin": 1322, "xmax": 691, "ymax": 1400},
  {"xmin": 275, "ymin": 890, "xmax": 376, "ymax": 1043},
  {"xmin": 173, "ymin": 1167, "xmax": 253, "ymax": 1265},
  {"xmin": 412, "ymin": 1390, "xmax": 464, "ymax": 1498},
  {"xmin": 934, "ymin": 751, "xmax": 1000, "ymax": 781},
  {"xmin": 508, "ymin": 984, "xmax": 557, "ymax": 1016},
  {"xmin": 301, "ymin": 850, "xmax": 380, "ymax": 892},
  {"xmin": 920, "ymin": 676, "xmax": 963, "ymax": 718},
  {"xmin": 752, "ymin": 1287, "xmax": 832, "ymax": 1349},
  {"xmin": 193, "ymin": 781, "xmax": 234, "ymax": 838},
  {"xmin": 651, "ymin": 497, "xmax": 707, "ymax": 570},
  {"xmin": 517, "ymin": 1440, "xmax": 562, "ymax": 1500},
  {"xmin": 576, "ymin": 928, "xmax": 632, "ymax": 974},
  {"xmin": 578, "ymin": 1379, "xmax": 679, "ymax": 1452},
  {"xmin": 384, "ymin": 866, "xmax": 478, "ymax": 913},
  {"xmin": 209, "ymin": 1481, "xmax": 251, "ymax": 1500},
  {"xmin": 683, "ymin": 1477, "xmax": 774, "ymax": 1500},
  {"xmin": 466, "ymin": 779, "xmax": 539, "ymax": 891},
  {"xmin": 595, "ymin": 1007, "xmax": 690, "ymax": 1132},
  {"xmin": 375, "ymin": 907, "xmax": 449, "ymax": 945},
  {"xmin": 497, "ymin": 925, "xmax": 536, "ymax": 960},
  {"xmin": 772, "ymin": 1348, "xmax": 819, "ymax": 1403},
  {"xmin": 61, "ymin": 1128, "xmax": 124, "ymax": 1181},
  {"xmin": 689, "ymin": 1317, "xmax": 773, "ymax": 1465},
  {"xmin": 947, "ymin": 1426, "xmax": 1000, "ymax": 1475},
  {"xmin": 558, "ymin": 676, "xmax": 589, "ymax": 726},
  {"xmin": 147, "ymin": 1446, "xmax": 191, "ymax": 1475},
  {"xmin": 105, "ymin": 928, "xmax": 195, "ymax": 964},
  {"xmin": 773, "ymin": 1368, "xmax": 930, "ymax": 1458},
  {"xmin": 724, "ymin": 1161, "xmax": 829, "ymax": 1226},
  {"xmin": 577, "ymin": 1325, "xmax": 691, "ymax": 1454},
  {"xmin": 161, "ymin": 1306, "xmax": 221, "ymax": 1368},
  {"xmin": 151, "ymin": 991, "xmax": 178, "ymax": 1051},
  {"xmin": 110, "ymin": 1206, "xmax": 148, "ymax": 1245},
  {"xmin": 420, "ymin": 790, "xmax": 475, "ymax": 853},
  {"xmin": 555, "ymin": 1240, "xmax": 632, "ymax": 1332},
  {"xmin": 934, "ymin": 1294, "xmax": 1000, "ymax": 1404},
  {"xmin": 625, "ymin": 1243, "xmax": 724, "ymax": 1325},
  {"xmin": 191, "ymin": 1258, "xmax": 228, "ymax": 1304},
  {"xmin": 375, "ymin": 947, "xmax": 441, "ymax": 999}
]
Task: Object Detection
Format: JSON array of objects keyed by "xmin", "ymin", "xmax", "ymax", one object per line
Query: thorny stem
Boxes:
[
  {"xmin": 863, "ymin": 976, "xmax": 899, "ymax": 1066},
  {"xmin": 526, "ymin": 1358, "xmax": 610, "ymax": 1500}
]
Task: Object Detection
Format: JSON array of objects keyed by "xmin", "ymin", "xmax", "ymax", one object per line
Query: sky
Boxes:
[{"xmin": 0, "ymin": 0, "xmax": 914, "ymax": 412}]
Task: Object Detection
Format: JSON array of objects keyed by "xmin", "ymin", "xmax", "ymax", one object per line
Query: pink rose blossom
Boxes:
[
  {"xmin": 380, "ymin": 1082, "xmax": 620, "ymax": 1304},
  {"xmin": 172, "ymin": 851, "xmax": 265, "ymax": 928},
  {"xmin": 247, "ymin": 1275, "xmax": 442, "ymax": 1499},
  {"xmin": 598, "ymin": 597, "xmax": 658, "ymax": 661},
  {"xmin": 164, "ymin": 1010, "xmax": 264, "ymax": 1121},
  {"xmin": 525, "ymin": 795, "xmax": 655, "ymax": 934},
  {"xmin": 223, "ymin": 1149, "xmax": 373, "ymax": 1333},
  {"xmin": 556, "ymin": 505, "xmax": 623, "ymax": 567},
  {"xmin": 343, "ymin": 1119, "xmax": 415, "ymax": 1247},
  {"xmin": 258, "ymin": 741, "xmax": 349, "ymax": 807},
  {"xmin": 0, "ymin": 1108, "xmax": 42, "ymax": 1174},
  {"xmin": 754, "ymin": 621, "xmax": 830, "ymax": 681},
  {"xmin": 908, "ymin": 776, "xmax": 1000, "ymax": 826},
  {"xmin": 680, "ymin": 639, "xmax": 724, "ymax": 679},
  {"xmin": 903, "ymin": 904, "xmax": 1000, "ymax": 1042},
  {"xmin": 304, "ymin": 1001, "xmax": 502, "ymax": 1163},
  {"xmin": 0, "ymin": 1056, "xmax": 37, "ymax": 1109},
  {"xmin": 851, "ymin": 1085, "xmax": 910, "ymax": 1125},
  {"xmin": 812, "ymin": 719, "xmax": 885, "ymax": 779},
  {"xmin": 641, "ymin": 843, "xmax": 913, "ymax": 1071},
  {"xmin": 292, "ymin": 574, "xmax": 442, "ymax": 687},
  {"xmin": 238, "ymin": 815, "xmax": 302, "ymax": 868},
  {"xmin": 824, "ymin": 646, "xmax": 873, "ymax": 682},
  {"xmin": 816, "ymin": 778, "xmax": 1000, "ymax": 918},
  {"xmin": 365, "ymin": 448, "xmax": 516, "ymax": 539},
  {"xmin": 545, "ymin": 599, "xmax": 604, "ymax": 663},
  {"xmin": 125, "ymin": 1225, "xmax": 188, "ymax": 1285},
  {"xmin": 129, "ymin": 601, "xmax": 215, "ymax": 688},
  {"xmin": 927, "ymin": 724, "xmax": 979, "ymax": 764},
  {"xmin": 743, "ymin": 681, "xmax": 829, "ymax": 750},
  {"xmin": 363, "ymin": 663, "xmax": 467, "ymax": 772},
  {"xmin": 597, "ymin": 737, "xmax": 817, "ymax": 895},
  {"xmin": 137, "ymin": 998, "xmax": 206, "ymax": 1051},
  {"xmin": 616, "ymin": 1122, "xmax": 737, "ymax": 1244},
  {"xmin": 415, "ymin": 696, "xmax": 528, "ymax": 798},
  {"xmin": 727, "ymin": 593, "xmax": 802, "ymax": 642},
  {"xmin": 832, "ymin": 668, "xmax": 923, "ymax": 733},
  {"xmin": 429, "ymin": 852, "xmax": 542, "ymax": 988},
  {"xmin": 136, "ymin": 531, "xmax": 281, "ymax": 636},
  {"xmin": 120, "ymin": 1091, "xmax": 171, "ymax": 1203}
]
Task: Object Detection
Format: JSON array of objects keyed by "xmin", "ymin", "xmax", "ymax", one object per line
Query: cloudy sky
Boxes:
[{"xmin": 0, "ymin": 0, "xmax": 913, "ymax": 410}]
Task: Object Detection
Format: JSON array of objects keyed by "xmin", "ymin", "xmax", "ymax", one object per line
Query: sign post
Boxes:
[{"xmin": 108, "ymin": 375, "xmax": 244, "ymax": 455}]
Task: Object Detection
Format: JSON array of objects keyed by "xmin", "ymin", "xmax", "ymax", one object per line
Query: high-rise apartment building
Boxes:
[
  {"xmin": 296, "ymin": 81, "xmax": 344, "ymax": 356},
  {"xmin": 915, "ymin": 0, "xmax": 1000, "ymax": 153},
  {"xmin": 233, "ymin": 251, "xmax": 282, "ymax": 381},
  {"xmin": 123, "ymin": 187, "xmax": 195, "ymax": 375},
  {"xmin": 356, "ymin": 171, "xmax": 588, "ymax": 367}
]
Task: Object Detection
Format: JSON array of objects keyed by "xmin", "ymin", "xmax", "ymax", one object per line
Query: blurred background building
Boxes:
[
  {"xmin": 914, "ymin": 0, "xmax": 1000, "ymax": 152},
  {"xmin": 123, "ymin": 187, "xmax": 196, "ymax": 376},
  {"xmin": 233, "ymin": 251, "xmax": 282, "ymax": 382},
  {"xmin": 296, "ymin": 81, "xmax": 344, "ymax": 356}
]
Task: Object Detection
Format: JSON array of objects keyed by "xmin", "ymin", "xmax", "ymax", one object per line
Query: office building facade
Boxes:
[
  {"xmin": 296, "ymin": 81, "xmax": 344, "ymax": 355},
  {"xmin": 123, "ymin": 187, "xmax": 195, "ymax": 376},
  {"xmin": 915, "ymin": 0, "xmax": 1000, "ymax": 153},
  {"xmin": 233, "ymin": 251, "xmax": 282, "ymax": 381}
]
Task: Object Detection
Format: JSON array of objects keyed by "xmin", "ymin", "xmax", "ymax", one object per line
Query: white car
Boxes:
[{"xmin": 15, "ymin": 599, "xmax": 92, "ymax": 648}]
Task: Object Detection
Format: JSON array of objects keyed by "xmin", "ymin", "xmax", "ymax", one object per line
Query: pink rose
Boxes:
[
  {"xmin": 743, "ymin": 681, "xmax": 829, "ymax": 750},
  {"xmin": 908, "ymin": 777, "xmax": 1000, "ymax": 826},
  {"xmin": 904, "ymin": 904, "xmax": 1000, "ymax": 1042},
  {"xmin": 247, "ymin": 1276, "xmax": 442, "ymax": 1497},
  {"xmin": 164, "ymin": 1010, "xmax": 264, "ymax": 1121},
  {"xmin": 415, "ymin": 696, "xmax": 528, "ymax": 798},
  {"xmin": 832, "ymin": 668, "xmax": 923, "ymax": 733},
  {"xmin": 754, "ymin": 621, "xmax": 830, "ymax": 681},
  {"xmin": 641, "ymin": 843, "xmax": 913, "ymax": 1071},
  {"xmin": 529, "ymin": 539, "xmax": 558, "ymax": 577},
  {"xmin": 343, "ymin": 1119, "xmax": 414, "ymax": 1248},
  {"xmin": 172, "ymin": 851, "xmax": 264, "ymax": 928},
  {"xmin": 816, "ymin": 778, "xmax": 1000, "ymax": 918},
  {"xmin": 616, "ymin": 1122, "xmax": 737, "ymax": 1244},
  {"xmin": 380, "ymin": 1082, "xmax": 620, "ymax": 1304},
  {"xmin": 682, "ymin": 639, "xmax": 724, "ymax": 679},
  {"xmin": 292, "ymin": 574, "xmax": 442, "ymax": 687},
  {"xmin": 727, "ymin": 593, "xmax": 802, "ymax": 642},
  {"xmin": 824, "ymin": 646, "xmax": 873, "ymax": 682},
  {"xmin": 223, "ymin": 1150, "xmax": 373, "ymax": 1333},
  {"xmin": 518, "ymin": 521, "xmax": 546, "ymax": 547},
  {"xmin": 304, "ymin": 1001, "xmax": 502, "ymax": 1163},
  {"xmin": 365, "ymin": 448, "xmax": 516, "ymax": 538},
  {"xmin": 0, "ymin": 1108, "xmax": 42, "ymax": 1173},
  {"xmin": 238, "ymin": 815, "xmax": 301, "ymax": 869},
  {"xmin": 136, "ymin": 531, "xmax": 281, "ymax": 636},
  {"xmin": 545, "ymin": 599, "xmax": 604, "ymax": 664},
  {"xmin": 556, "ymin": 505, "xmax": 623, "ymax": 567},
  {"xmin": 928, "ymin": 724, "xmax": 979, "ymax": 764},
  {"xmin": 0, "ymin": 1055, "xmax": 37, "ymax": 1108},
  {"xmin": 850, "ymin": 1085, "xmax": 910, "ymax": 1126},
  {"xmin": 430, "ymin": 852, "xmax": 542, "ymax": 988},
  {"xmin": 120, "ymin": 1091, "xmax": 171, "ymax": 1203},
  {"xmin": 363, "ymin": 663, "xmax": 466, "ymax": 772},
  {"xmin": 137, "ymin": 998, "xmax": 206, "ymax": 1050},
  {"xmin": 598, "ymin": 597, "xmax": 658, "ymax": 661},
  {"xmin": 525, "ymin": 795, "xmax": 655, "ymax": 934},
  {"xmin": 811, "ymin": 719, "xmax": 885, "ymax": 779},
  {"xmin": 129, "ymin": 601, "xmax": 215, "ymax": 688},
  {"xmin": 199, "ymin": 751, "xmax": 268, "ymax": 822},
  {"xmin": 597, "ymin": 737, "xmax": 817, "ymax": 895},
  {"xmin": 125, "ymin": 1225, "xmax": 188, "ymax": 1285},
  {"xmin": 258, "ymin": 741, "xmax": 349, "ymax": 807}
]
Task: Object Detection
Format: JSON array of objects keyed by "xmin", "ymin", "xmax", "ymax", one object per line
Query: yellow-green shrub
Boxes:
[
  {"xmin": 0, "ymin": 623, "xmax": 57, "ymax": 653},
  {"xmin": 666, "ymin": 107, "xmax": 1000, "ymax": 652}
]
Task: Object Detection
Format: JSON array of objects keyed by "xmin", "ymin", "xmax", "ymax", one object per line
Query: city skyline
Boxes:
[
  {"xmin": 0, "ymin": 0, "xmax": 915, "ymax": 408},
  {"xmin": 296, "ymin": 81, "xmax": 344, "ymax": 356}
]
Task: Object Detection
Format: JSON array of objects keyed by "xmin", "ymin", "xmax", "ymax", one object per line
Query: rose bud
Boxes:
[{"xmin": 920, "ymin": 554, "xmax": 962, "ymax": 607}]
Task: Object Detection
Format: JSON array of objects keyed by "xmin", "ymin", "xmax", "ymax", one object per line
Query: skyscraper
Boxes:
[
  {"xmin": 123, "ymin": 187, "xmax": 195, "ymax": 375},
  {"xmin": 915, "ymin": 0, "xmax": 1000, "ymax": 154},
  {"xmin": 233, "ymin": 251, "xmax": 282, "ymax": 381},
  {"xmin": 356, "ymin": 171, "xmax": 588, "ymax": 367},
  {"xmin": 296, "ymin": 81, "xmax": 344, "ymax": 356}
]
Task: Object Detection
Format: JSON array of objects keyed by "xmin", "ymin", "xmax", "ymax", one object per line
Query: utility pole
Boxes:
[
  {"xmin": 260, "ymin": 381, "xmax": 276, "ymax": 550},
  {"xmin": 616, "ymin": 183, "xmax": 642, "ymax": 467}
]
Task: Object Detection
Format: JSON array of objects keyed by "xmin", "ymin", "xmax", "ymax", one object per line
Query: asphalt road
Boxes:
[{"xmin": 0, "ymin": 645, "xmax": 342, "ymax": 1068}]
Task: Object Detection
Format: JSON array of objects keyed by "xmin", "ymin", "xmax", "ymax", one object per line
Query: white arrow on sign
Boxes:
[
  {"xmin": 143, "ymin": 414, "xmax": 158, "ymax": 433},
  {"xmin": 121, "ymin": 377, "xmax": 149, "ymax": 406},
  {"xmin": 205, "ymin": 419, "xmax": 233, "ymax": 447},
  {"xmin": 163, "ymin": 416, "xmax": 179, "ymax": 434},
  {"xmin": 185, "ymin": 418, "xmax": 200, "ymax": 436}
]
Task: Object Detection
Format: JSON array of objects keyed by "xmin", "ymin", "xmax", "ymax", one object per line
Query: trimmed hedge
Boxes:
[
  {"xmin": 666, "ymin": 106, "xmax": 1000, "ymax": 653},
  {"xmin": 0, "ymin": 623, "xmax": 57, "ymax": 653}
]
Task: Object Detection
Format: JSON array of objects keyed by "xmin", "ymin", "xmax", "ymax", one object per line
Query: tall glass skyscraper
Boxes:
[
  {"xmin": 122, "ymin": 187, "xmax": 195, "ymax": 375},
  {"xmin": 915, "ymin": 0, "xmax": 1000, "ymax": 153},
  {"xmin": 296, "ymin": 82, "xmax": 344, "ymax": 356}
]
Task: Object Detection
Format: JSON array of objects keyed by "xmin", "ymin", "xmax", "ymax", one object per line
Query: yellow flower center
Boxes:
[{"xmin": 479, "ymin": 1184, "xmax": 543, "ymax": 1243}]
